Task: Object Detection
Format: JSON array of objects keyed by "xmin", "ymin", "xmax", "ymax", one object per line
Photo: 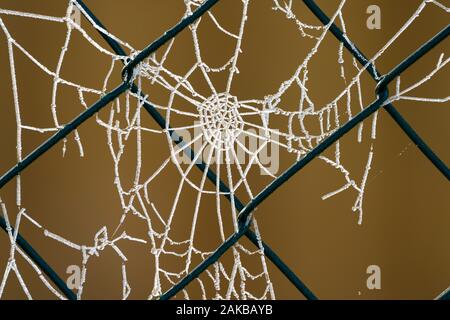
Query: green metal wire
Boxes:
[
  {"xmin": 160, "ymin": 24, "xmax": 450, "ymax": 300},
  {"xmin": 0, "ymin": 0, "xmax": 447, "ymax": 300}
]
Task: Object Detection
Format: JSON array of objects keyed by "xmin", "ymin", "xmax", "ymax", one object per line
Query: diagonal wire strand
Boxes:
[
  {"xmin": 0, "ymin": 0, "xmax": 221, "ymax": 300},
  {"xmin": 73, "ymin": 0, "xmax": 317, "ymax": 300},
  {"xmin": 160, "ymin": 25, "xmax": 449, "ymax": 299},
  {"xmin": 303, "ymin": 0, "xmax": 449, "ymax": 180},
  {"xmin": 0, "ymin": 0, "xmax": 447, "ymax": 300}
]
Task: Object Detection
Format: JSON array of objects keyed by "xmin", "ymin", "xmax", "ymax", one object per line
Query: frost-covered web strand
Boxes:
[{"xmin": 0, "ymin": 0, "xmax": 448, "ymax": 300}]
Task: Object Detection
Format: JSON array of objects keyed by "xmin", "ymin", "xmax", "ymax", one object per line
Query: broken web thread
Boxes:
[{"xmin": 0, "ymin": 0, "xmax": 448, "ymax": 299}]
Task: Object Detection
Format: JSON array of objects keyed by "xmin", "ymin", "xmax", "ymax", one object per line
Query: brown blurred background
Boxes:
[{"xmin": 0, "ymin": 0, "xmax": 449, "ymax": 300}]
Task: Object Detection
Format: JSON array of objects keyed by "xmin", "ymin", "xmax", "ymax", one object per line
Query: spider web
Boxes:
[{"xmin": 0, "ymin": 0, "xmax": 448, "ymax": 299}]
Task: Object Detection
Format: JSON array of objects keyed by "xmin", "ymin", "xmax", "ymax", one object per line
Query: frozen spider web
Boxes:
[{"xmin": 0, "ymin": 0, "xmax": 448, "ymax": 299}]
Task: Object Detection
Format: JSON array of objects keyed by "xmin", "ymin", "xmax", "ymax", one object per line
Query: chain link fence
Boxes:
[{"xmin": 0, "ymin": 0, "xmax": 448, "ymax": 300}]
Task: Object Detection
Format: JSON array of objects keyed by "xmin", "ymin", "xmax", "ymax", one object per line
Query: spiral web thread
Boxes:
[{"xmin": 0, "ymin": 0, "xmax": 448, "ymax": 299}]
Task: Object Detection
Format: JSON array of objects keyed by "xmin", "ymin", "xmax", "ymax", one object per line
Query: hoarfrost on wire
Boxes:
[{"xmin": 0, "ymin": 0, "xmax": 448, "ymax": 299}]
